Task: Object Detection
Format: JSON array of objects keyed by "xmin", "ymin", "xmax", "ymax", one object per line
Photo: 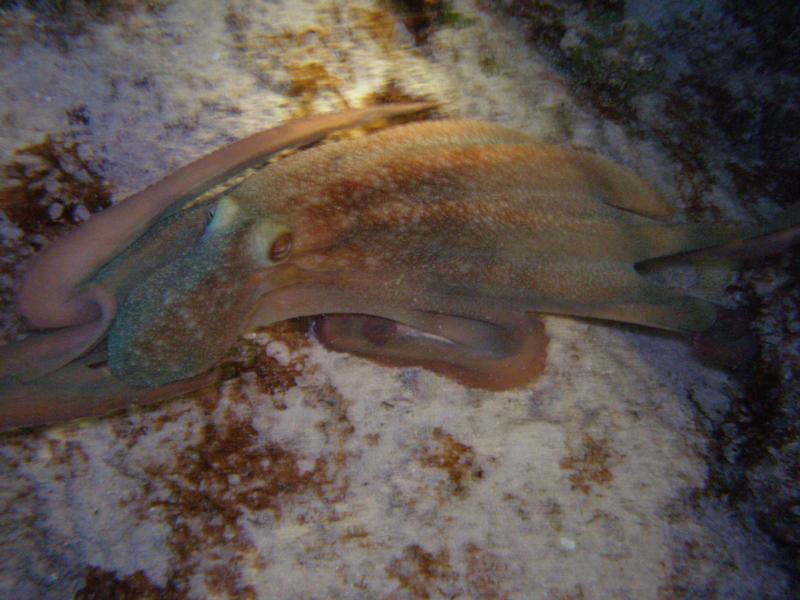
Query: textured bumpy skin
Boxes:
[
  {"xmin": 2, "ymin": 111, "xmax": 797, "ymax": 431},
  {"xmin": 107, "ymin": 119, "xmax": 778, "ymax": 388}
]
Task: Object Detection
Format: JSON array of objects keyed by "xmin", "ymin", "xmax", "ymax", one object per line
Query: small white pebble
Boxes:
[
  {"xmin": 48, "ymin": 202, "xmax": 64, "ymax": 220},
  {"xmin": 72, "ymin": 204, "xmax": 90, "ymax": 222},
  {"xmin": 559, "ymin": 536, "xmax": 577, "ymax": 551},
  {"xmin": 0, "ymin": 220, "xmax": 24, "ymax": 241}
]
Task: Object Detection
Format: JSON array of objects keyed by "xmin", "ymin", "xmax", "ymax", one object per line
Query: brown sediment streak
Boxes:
[{"xmin": 18, "ymin": 102, "xmax": 436, "ymax": 329}]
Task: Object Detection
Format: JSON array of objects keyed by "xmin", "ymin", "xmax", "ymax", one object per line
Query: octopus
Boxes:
[{"xmin": 0, "ymin": 102, "xmax": 797, "ymax": 432}]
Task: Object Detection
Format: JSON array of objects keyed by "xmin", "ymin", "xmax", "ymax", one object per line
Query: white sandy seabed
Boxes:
[{"xmin": 0, "ymin": 1, "xmax": 792, "ymax": 598}]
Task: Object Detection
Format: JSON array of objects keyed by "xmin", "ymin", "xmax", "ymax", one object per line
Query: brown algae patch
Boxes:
[
  {"xmin": 463, "ymin": 542, "xmax": 511, "ymax": 599},
  {"xmin": 75, "ymin": 567, "xmax": 180, "ymax": 600},
  {"xmin": 0, "ymin": 135, "xmax": 112, "ymax": 234},
  {"xmin": 285, "ymin": 61, "xmax": 347, "ymax": 110},
  {"xmin": 220, "ymin": 319, "xmax": 315, "ymax": 400},
  {"xmin": 351, "ymin": 5, "xmax": 397, "ymax": 50},
  {"xmin": 560, "ymin": 434, "xmax": 619, "ymax": 495},
  {"xmin": 130, "ymin": 377, "xmax": 355, "ymax": 594},
  {"xmin": 418, "ymin": 427, "xmax": 482, "ymax": 495},
  {"xmin": 138, "ymin": 418, "xmax": 338, "ymax": 593},
  {"xmin": 386, "ymin": 544, "xmax": 457, "ymax": 599}
]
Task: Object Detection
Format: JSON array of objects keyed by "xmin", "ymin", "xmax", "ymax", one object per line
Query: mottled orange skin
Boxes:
[
  {"xmin": 2, "ymin": 109, "xmax": 795, "ymax": 431},
  {"xmin": 107, "ymin": 120, "xmax": 754, "ymax": 390}
]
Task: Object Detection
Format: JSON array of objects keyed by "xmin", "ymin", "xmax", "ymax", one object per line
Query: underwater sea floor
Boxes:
[{"xmin": 0, "ymin": 1, "xmax": 797, "ymax": 598}]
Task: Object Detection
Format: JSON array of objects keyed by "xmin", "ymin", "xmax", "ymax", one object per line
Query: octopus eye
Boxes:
[{"xmin": 269, "ymin": 232, "xmax": 293, "ymax": 262}]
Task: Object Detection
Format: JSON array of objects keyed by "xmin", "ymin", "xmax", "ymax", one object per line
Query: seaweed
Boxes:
[
  {"xmin": 560, "ymin": 17, "xmax": 663, "ymax": 119},
  {"xmin": 498, "ymin": 0, "xmax": 567, "ymax": 48},
  {"xmin": 388, "ymin": 0, "xmax": 476, "ymax": 45},
  {"xmin": 497, "ymin": 2, "xmax": 662, "ymax": 120},
  {"xmin": 0, "ymin": 135, "xmax": 112, "ymax": 236}
]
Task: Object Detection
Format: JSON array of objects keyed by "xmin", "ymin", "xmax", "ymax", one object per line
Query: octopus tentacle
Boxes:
[
  {"xmin": 316, "ymin": 312, "xmax": 548, "ymax": 390},
  {"xmin": 0, "ymin": 350, "xmax": 219, "ymax": 432}
]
